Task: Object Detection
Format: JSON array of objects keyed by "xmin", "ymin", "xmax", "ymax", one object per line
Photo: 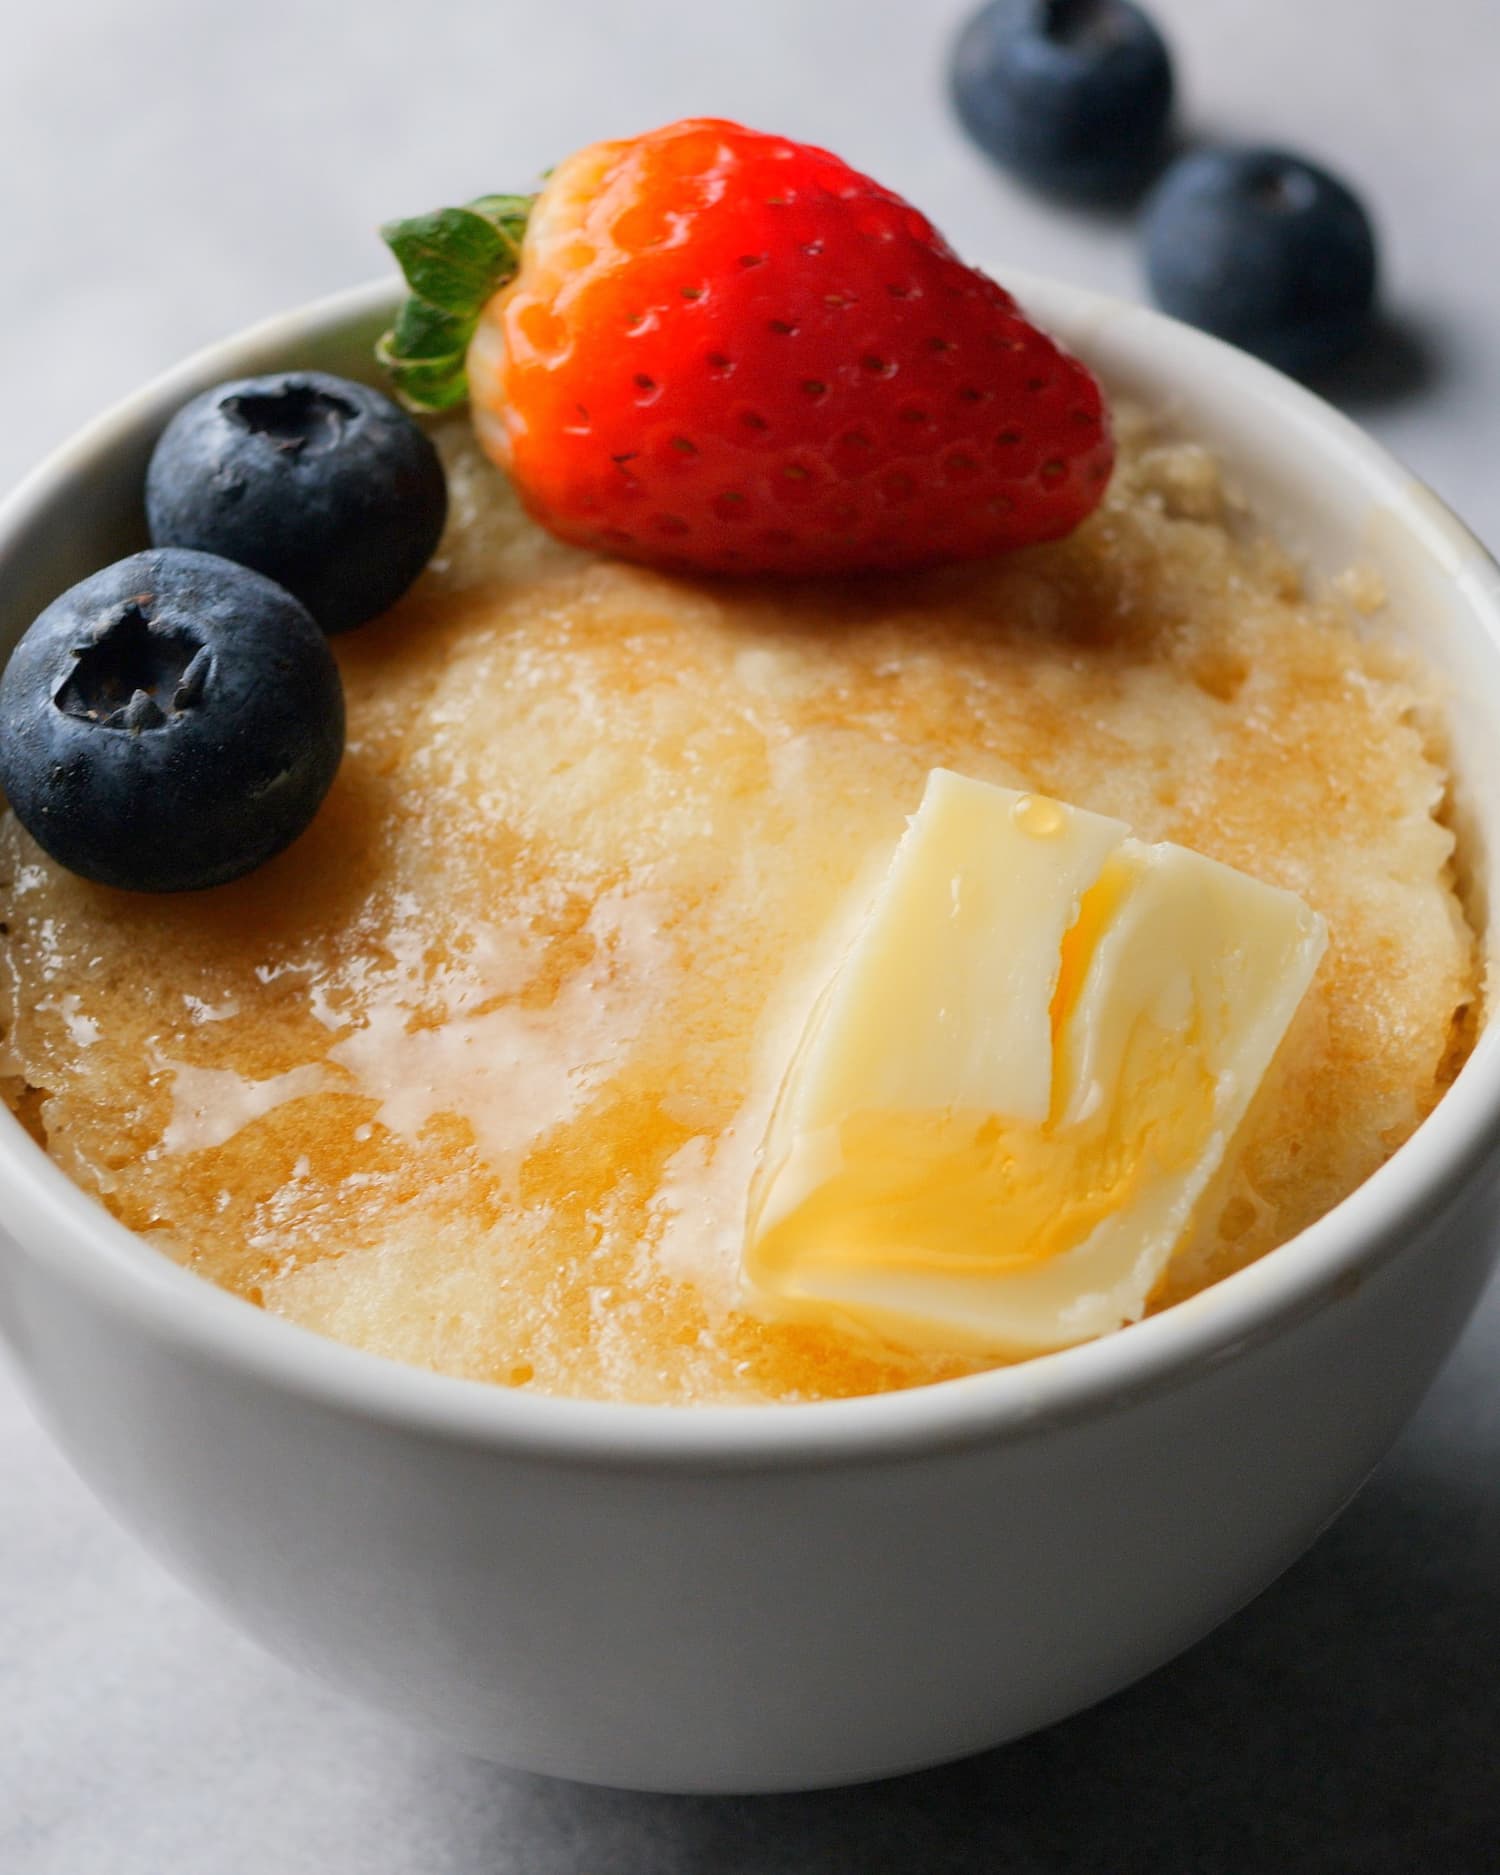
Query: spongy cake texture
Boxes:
[{"xmin": 0, "ymin": 410, "xmax": 1478, "ymax": 1402}]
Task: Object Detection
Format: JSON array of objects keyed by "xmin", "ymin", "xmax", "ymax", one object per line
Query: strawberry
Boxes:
[{"xmin": 379, "ymin": 119, "xmax": 1113, "ymax": 577}]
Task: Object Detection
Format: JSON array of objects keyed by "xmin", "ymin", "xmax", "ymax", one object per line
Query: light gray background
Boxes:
[{"xmin": 3, "ymin": 1, "xmax": 1498, "ymax": 1868}]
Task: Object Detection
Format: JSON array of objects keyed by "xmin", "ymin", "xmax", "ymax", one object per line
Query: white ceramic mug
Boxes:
[{"xmin": 2, "ymin": 277, "xmax": 1498, "ymax": 1793}]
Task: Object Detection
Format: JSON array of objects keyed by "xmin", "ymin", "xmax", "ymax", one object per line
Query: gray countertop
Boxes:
[{"xmin": 4, "ymin": 1, "xmax": 1499, "ymax": 1867}]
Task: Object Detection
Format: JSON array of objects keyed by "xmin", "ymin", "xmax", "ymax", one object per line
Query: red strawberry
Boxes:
[{"xmin": 380, "ymin": 119, "xmax": 1112, "ymax": 577}]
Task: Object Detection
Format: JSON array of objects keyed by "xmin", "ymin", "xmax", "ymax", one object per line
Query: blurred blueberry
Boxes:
[
  {"xmin": 950, "ymin": 0, "xmax": 1175, "ymax": 201},
  {"xmin": 1143, "ymin": 147, "xmax": 1378, "ymax": 377}
]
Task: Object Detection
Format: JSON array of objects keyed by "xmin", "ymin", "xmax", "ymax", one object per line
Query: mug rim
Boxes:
[{"xmin": 3, "ymin": 274, "xmax": 1499, "ymax": 1471}]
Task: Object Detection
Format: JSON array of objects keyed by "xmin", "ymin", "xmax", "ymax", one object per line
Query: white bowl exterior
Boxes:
[
  {"xmin": 5, "ymin": 1174, "xmax": 1498, "ymax": 1792},
  {"xmin": 1, "ymin": 280, "xmax": 1499, "ymax": 1791}
]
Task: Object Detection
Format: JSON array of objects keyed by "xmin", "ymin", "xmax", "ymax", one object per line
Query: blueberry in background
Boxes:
[
  {"xmin": 1142, "ymin": 147, "xmax": 1378, "ymax": 378},
  {"xmin": 950, "ymin": 0, "xmax": 1174, "ymax": 201},
  {"xmin": 146, "ymin": 371, "xmax": 447, "ymax": 635},
  {"xmin": 0, "ymin": 549, "xmax": 345, "ymax": 892}
]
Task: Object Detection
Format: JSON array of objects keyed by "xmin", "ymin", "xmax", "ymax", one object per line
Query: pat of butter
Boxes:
[{"xmin": 744, "ymin": 769, "xmax": 1326, "ymax": 1355}]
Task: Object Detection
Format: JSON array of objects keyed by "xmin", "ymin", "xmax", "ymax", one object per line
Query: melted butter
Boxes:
[
  {"xmin": 1048, "ymin": 851, "xmax": 1138, "ymax": 1117},
  {"xmin": 754, "ymin": 845, "xmax": 1214, "ymax": 1290},
  {"xmin": 38, "ymin": 993, "xmax": 101, "ymax": 1049},
  {"xmin": 744, "ymin": 773, "xmax": 1325, "ymax": 1355},
  {"xmin": 1012, "ymin": 792, "xmax": 1068, "ymax": 839},
  {"xmin": 319, "ymin": 886, "xmax": 672, "ymax": 1169},
  {"xmin": 159, "ymin": 1058, "xmax": 334, "ymax": 1155},
  {"xmin": 749, "ymin": 1014, "xmax": 1215, "ymax": 1289}
]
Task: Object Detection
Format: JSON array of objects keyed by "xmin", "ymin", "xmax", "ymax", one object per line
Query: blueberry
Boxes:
[
  {"xmin": 1142, "ymin": 148, "xmax": 1378, "ymax": 378},
  {"xmin": 0, "ymin": 549, "xmax": 344, "ymax": 892},
  {"xmin": 950, "ymin": 0, "xmax": 1174, "ymax": 200},
  {"xmin": 146, "ymin": 371, "xmax": 447, "ymax": 634}
]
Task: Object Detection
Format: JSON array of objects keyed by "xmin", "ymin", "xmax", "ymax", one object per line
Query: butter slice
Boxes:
[{"xmin": 744, "ymin": 769, "xmax": 1326, "ymax": 1355}]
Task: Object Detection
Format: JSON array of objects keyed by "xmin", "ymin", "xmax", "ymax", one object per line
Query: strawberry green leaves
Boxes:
[{"xmin": 377, "ymin": 195, "xmax": 533, "ymax": 412}]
